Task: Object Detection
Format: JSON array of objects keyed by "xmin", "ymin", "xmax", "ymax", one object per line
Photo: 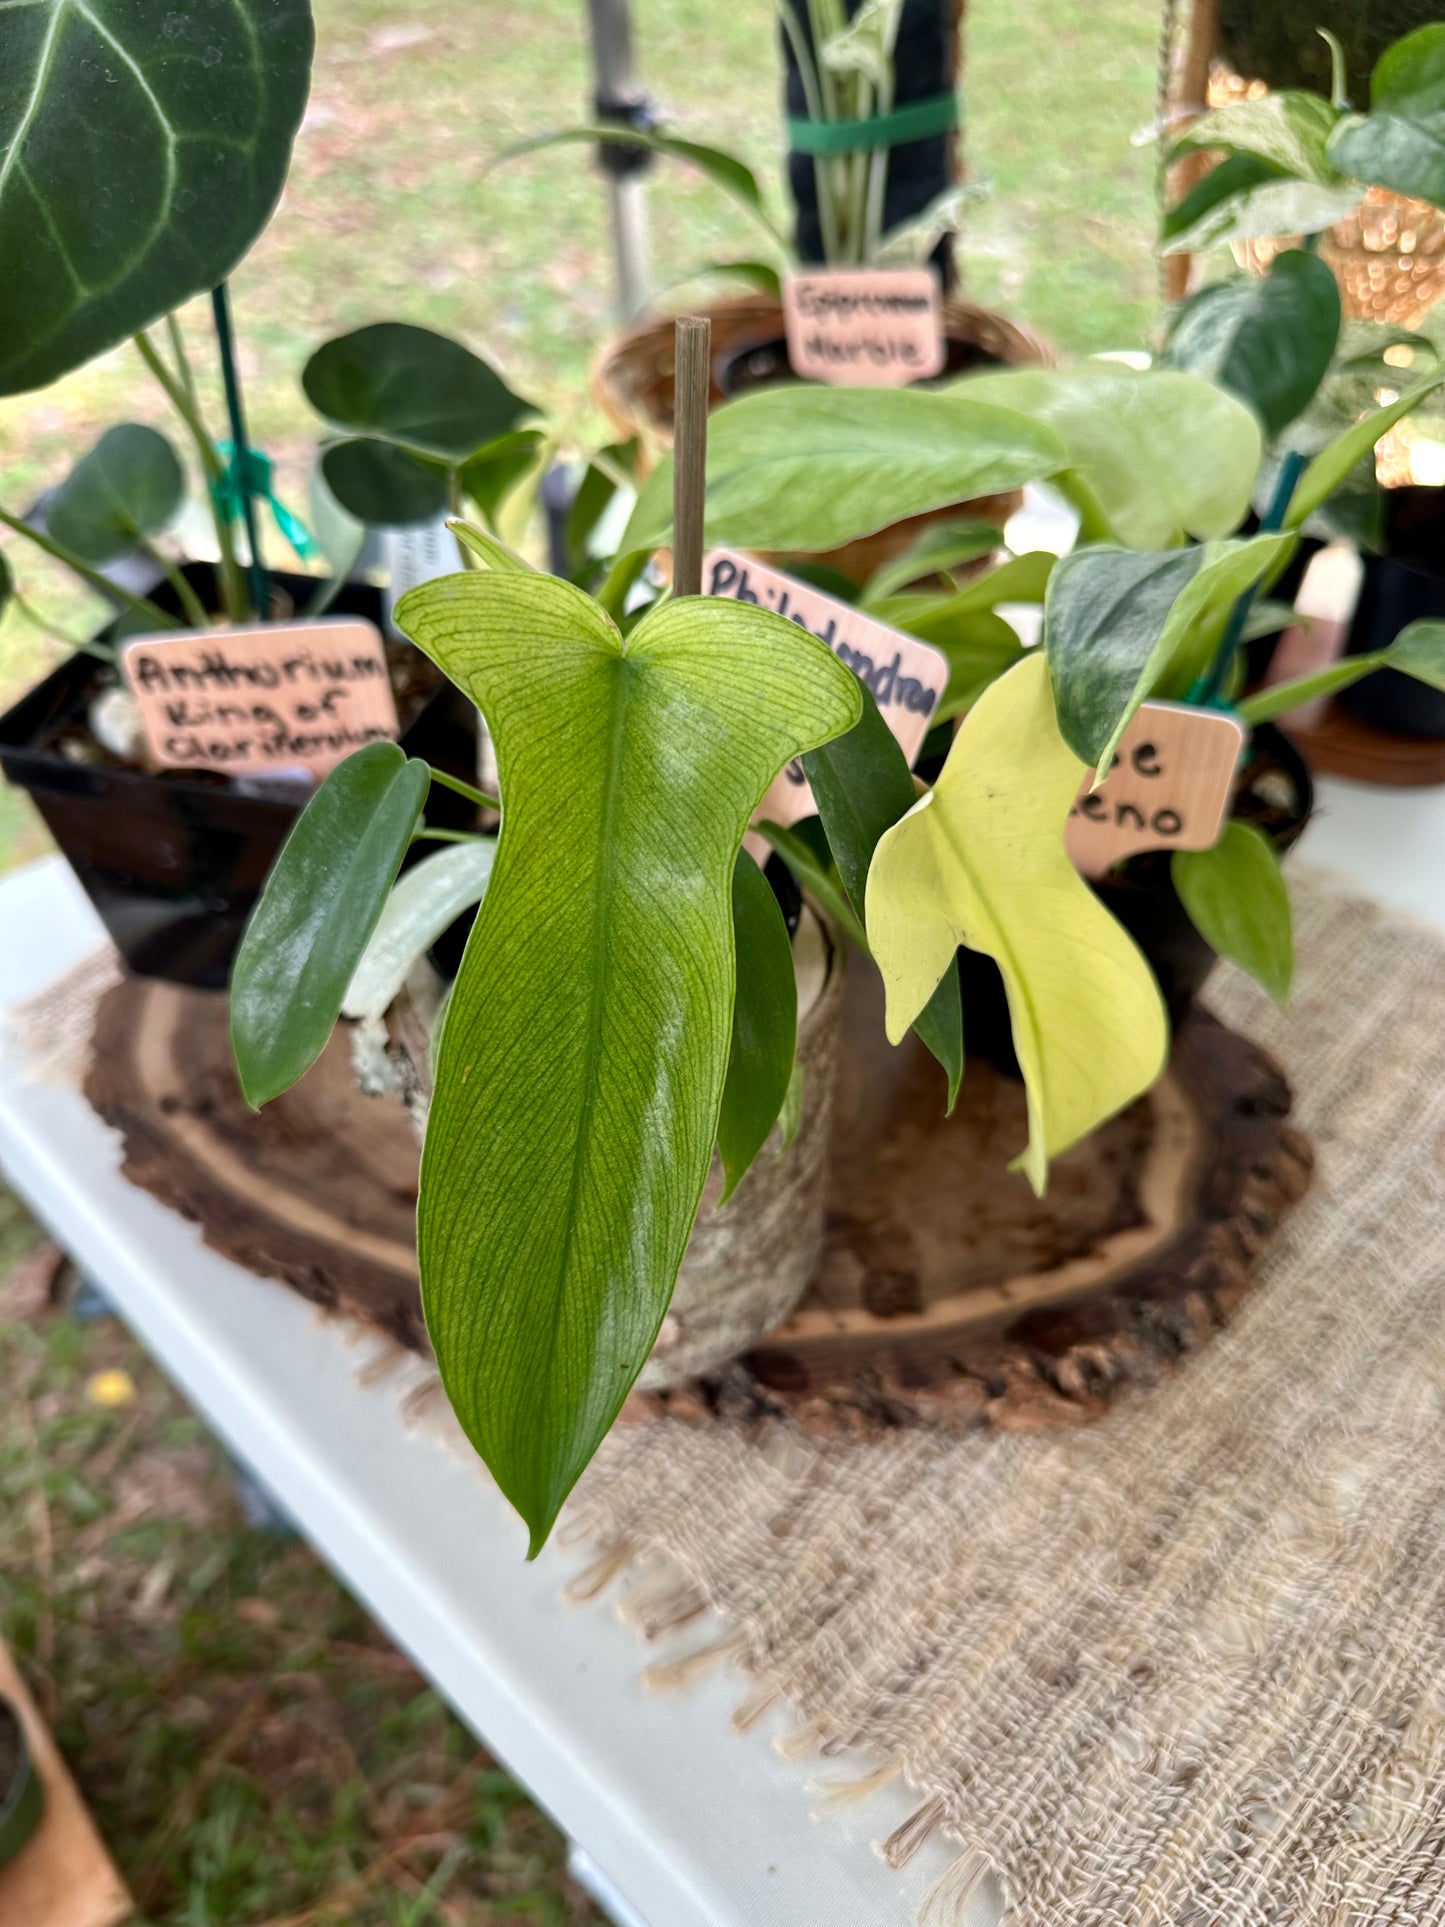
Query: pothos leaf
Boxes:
[
  {"xmin": 1172, "ymin": 822, "xmax": 1292, "ymax": 1007},
  {"xmin": 1162, "ymin": 254, "xmax": 1341, "ymax": 439},
  {"xmin": 717, "ymin": 850, "xmax": 798, "ymax": 1203},
  {"xmin": 231, "ymin": 744, "xmax": 431, "ymax": 1109},
  {"xmin": 865, "ymin": 654, "xmax": 1168, "ymax": 1194},
  {"xmin": 394, "ymin": 573, "xmax": 862, "ymax": 1554}
]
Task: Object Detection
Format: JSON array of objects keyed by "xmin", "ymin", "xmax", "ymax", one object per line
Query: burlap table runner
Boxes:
[{"xmin": 553, "ymin": 877, "xmax": 1445, "ymax": 1924}]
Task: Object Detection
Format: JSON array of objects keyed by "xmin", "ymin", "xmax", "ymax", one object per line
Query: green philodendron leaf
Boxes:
[
  {"xmin": 47, "ymin": 424, "xmax": 184, "ymax": 564},
  {"xmin": 950, "ymin": 365, "xmax": 1263, "ymax": 550},
  {"xmin": 622, "ymin": 388, "xmax": 1066, "ymax": 556},
  {"xmin": 1329, "ymin": 109, "xmax": 1445, "ymax": 210},
  {"xmin": 717, "ymin": 850, "xmax": 798, "ymax": 1203},
  {"xmin": 802, "ymin": 690, "xmax": 964, "ymax": 1110},
  {"xmin": 1163, "ymin": 254, "xmax": 1342, "ymax": 438},
  {"xmin": 450, "ymin": 518, "xmax": 535, "ymax": 573},
  {"xmin": 866, "ymin": 653, "xmax": 1168, "ymax": 1195},
  {"xmin": 304, "ymin": 324, "xmax": 537, "ymax": 463},
  {"xmin": 754, "ymin": 820, "xmax": 868, "ymax": 952},
  {"xmin": 320, "ymin": 439, "xmax": 450, "ymax": 527},
  {"xmin": 1287, "ymin": 368, "xmax": 1445, "ymax": 528},
  {"xmin": 856, "ymin": 519, "xmax": 1003, "ymax": 609},
  {"xmin": 1237, "ymin": 617, "xmax": 1445, "ymax": 724},
  {"xmin": 0, "ymin": 0, "xmax": 314, "ymax": 397},
  {"xmin": 1172, "ymin": 822, "xmax": 1292, "ymax": 1007},
  {"xmin": 872, "ymin": 550, "xmax": 1057, "ymax": 635},
  {"xmin": 341, "ymin": 839, "xmax": 498, "ymax": 1027},
  {"xmin": 394, "ymin": 572, "xmax": 862, "ymax": 1555},
  {"xmin": 498, "ymin": 128, "xmax": 782, "ymax": 242},
  {"xmin": 231, "ymin": 744, "xmax": 431, "ymax": 1109},
  {"xmin": 1171, "ymin": 92, "xmax": 1345, "ymax": 180},
  {"xmin": 1044, "ymin": 534, "xmax": 1293, "ymax": 779}
]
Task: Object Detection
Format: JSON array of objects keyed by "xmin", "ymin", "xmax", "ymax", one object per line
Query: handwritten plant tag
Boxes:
[
  {"xmin": 121, "ymin": 618, "xmax": 398, "ymax": 780},
  {"xmin": 705, "ymin": 547, "xmax": 949, "ymax": 835},
  {"xmin": 782, "ymin": 267, "xmax": 945, "ymax": 387},
  {"xmin": 1065, "ymin": 702, "xmax": 1245, "ymax": 879}
]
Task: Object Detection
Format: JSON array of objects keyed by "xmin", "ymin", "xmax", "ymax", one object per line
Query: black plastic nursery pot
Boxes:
[
  {"xmin": 957, "ymin": 725, "xmax": 1314, "ymax": 1075},
  {"xmin": 0, "ymin": 564, "xmax": 479, "ymax": 990},
  {"xmin": 0, "ymin": 1695, "xmax": 42, "ymax": 1870},
  {"xmin": 1337, "ymin": 488, "xmax": 1445, "ymax": 739}
]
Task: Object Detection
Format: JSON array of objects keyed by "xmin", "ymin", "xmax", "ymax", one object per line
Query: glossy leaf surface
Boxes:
[
  {"xmin": 1162, "ymin": 253, "xmax": 1341, "ymax": 437},
  {"xmin": 866, "ymin": 654, "xmax": 1169, "ymax": 1192},
  {"xmin": 395, "ymin": 574, "xmax": 861, "ymax": 1552},
  {"xmin": 1173, "ymin": 823, "xmax": 1292, "ymax": 1006},
  {"xmin": 231, "ymin": 744, "xmax": 430, "ymax": 1108},
  {"xmin": 304, "ymin": 324, "xmax": 536, "ymax": 462},
  {"xmin": 717, "ymin": 851, "xmax": 798, "ymax": 1202},
  {"xmin": 342, "ymin": 839, "xmax": 498, "ymax": 1027}
]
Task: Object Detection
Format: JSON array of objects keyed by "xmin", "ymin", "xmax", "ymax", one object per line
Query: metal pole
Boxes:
[{"xmin": 586, "ymin": 0, "xmax": 653, "ymax": 320}]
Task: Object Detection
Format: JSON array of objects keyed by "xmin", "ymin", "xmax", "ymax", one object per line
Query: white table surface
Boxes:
[{"xmin": 1, "ymin": 776, "xmax": 1442, "ymax": 1927}]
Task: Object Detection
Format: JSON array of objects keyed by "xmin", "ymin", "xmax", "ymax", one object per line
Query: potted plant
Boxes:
[
  {"xmin": 231, "ymin": 352, "xmax": 1181, "ymax": 1553},
  {"xmin": 0, "ymin": 1696, "xmax": 42, "ymax": 1871}
]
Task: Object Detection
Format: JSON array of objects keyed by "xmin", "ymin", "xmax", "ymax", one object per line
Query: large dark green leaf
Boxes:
[
  {"xmin": 47, "ymin": 424, "xmax": 184, "ymax": 563},
  {"xmin": 1163, "ymin": 254, "xmax": 1341, "ymax": 438},
  {"xmin": 0, "ymin": 0, "xmax": 313, "ymax": 396},
  {"xmin": 395, "ymin": 573, "xmax": 861, "ymax": 1553},
  {"xmin": 802, "ymin": 690, "xmax": 963, "ymax": 1109},
  {"xmin": 623, "ymin": 388, "xmax": 1065, "ymax": 555},
  {"xmin": 321, "ymin": 439, "xmax": 450, "ymax": 527},
  {"xmin": 231, "ymin": 744, "xmax": 430, "ymax": 1108},
  {"xmin": 1173, "ymin": 822, "xmax": 1292, "ymax": 1006},
  {"xmin": 1044, "ymin": 536, "xmax": 1293, "ymax": 777},
  {"xmin": 303, "ymin": 324, "xmax": 537, "ymax": 463},
  {"xmin": 1371, "ymin": 24, "xmax": 1445, "ymax": 115},
  {"xmin": 717, "ymin": 850, "xmax": 797, "ymax": 1202}
]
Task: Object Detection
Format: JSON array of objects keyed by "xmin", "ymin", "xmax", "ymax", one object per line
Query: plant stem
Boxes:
[
  {"xmin": 427, "ymin": 764, "xmax": 501, "ymax": 812},
  {"xmin": 211, "ymin": 283, "xmax": 270, "ymax": 621},
  {"xmin": 671, "ymin": 316, "xmax": 711, "ymax": 598},
  {"xmin": 133, "ymin": 328, "xmax": 249, "ymax": 623},
  {"xmin": 165, "ymin": 312, "xmax": 201, "ymax": 412},
  {"xmin": 777, "ymin": 0, "xmax": 840, "ymax": 261},
  {"xmin": 0, "ymin": 507, "xmax": 180, "ymax": 630},
  {"xmin": 136, "ymin": 536, "xmax": 210, "ymax": 630},
  {"xmin": 447, "ymin": 470, "xmax": 480, "ymax": 569},
  {"xmin": 411, "ymin": 826, "xmax": 489, "ymax": 846}
]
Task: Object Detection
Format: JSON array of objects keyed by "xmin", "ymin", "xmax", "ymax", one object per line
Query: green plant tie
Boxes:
[
  {"xmin": 211, "ymin": 441, "xmax": 319, "ymax": 565},
  {"xmin": 787, "ymin": 91, "xmax": 959, "ymax": 156}
]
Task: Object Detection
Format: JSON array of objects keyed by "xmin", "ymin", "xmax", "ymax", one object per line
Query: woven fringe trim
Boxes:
[{"xmin": 918, "ymin": 1850, "xmax": 1007, "ymax": 1927}]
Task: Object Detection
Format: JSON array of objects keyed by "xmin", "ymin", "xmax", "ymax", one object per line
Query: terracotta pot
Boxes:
[{"xmin": 591, "ymin": 291, "xmax": 1052, "ymax": 587}]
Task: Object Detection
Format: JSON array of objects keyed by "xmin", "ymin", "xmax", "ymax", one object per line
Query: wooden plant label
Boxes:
[
  {"xmin": 706, "ymin": 548, "xmax": 949, "ymax": 832},
  {"xmin": 782, "ymin": 267, "xmax": 945, "ymax": 387},
  {"xmin": 122, "ymin": 618, "xmax": 399, "ymax": 780},
  {"xmin": 1065, "ymin": 702, "xmax": 1246, "ymax": 879}
]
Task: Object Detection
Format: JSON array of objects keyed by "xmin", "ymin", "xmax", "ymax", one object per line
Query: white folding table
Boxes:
[{"xmin": 1, "ymin": 772, "xmax": 1442, "ymax": 1927}]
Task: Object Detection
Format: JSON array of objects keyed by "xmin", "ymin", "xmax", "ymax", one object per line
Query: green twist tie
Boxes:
[
  {"xmin": 211, "ymin": 441, "xmax": 320, "ymax": 565},
  {"xmin": 787, "ymin": 91, "xmax": 959, "ymax": 156}
]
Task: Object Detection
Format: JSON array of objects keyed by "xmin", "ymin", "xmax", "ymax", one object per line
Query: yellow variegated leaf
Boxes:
[{"xmin": 864, "ymin": 653, "xmax": 1169, "ymax": 1194}]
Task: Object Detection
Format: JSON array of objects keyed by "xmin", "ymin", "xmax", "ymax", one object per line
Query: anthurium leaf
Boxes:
[
  {"xmin": 866, "ymin": 653, "xmax": 1168, "ymax": 1194},
  {"xmin": 802, "ymin": 690, "xmax": 964, "ymax": 1109},
  {"xmin": 393, "ymin": 572, "xmax": 862, "ymax": 1554},
  {"xmin": 0, "ymin": 0, "xmax": 313, "ymax": 397},
  {"xmin": 856, "ymin": 519, "xmax": 1003, "ymax": 608},
  {"xmin": 321, "ymin": 439, "xmax": 450, "ymax": 526},
  {"xmin": 754, "ymin": 820, "xmax": 869, "ymax": 951},
  {"xmin": 459, "ymin": 429, "xmax": 549, "ymax": 526},
  {"xmin": 717, "ymin": 850, "xmax": 798, "ymax": 1202},
  {"xmin": 1162, "ymin": 254, "xmax": 1342, "ymax": 437},
  {"xmin": 498, "ymin": 127, "xmax": 782, "ymax": 241},
  {"xmin": 951, "ymin": 365, "xmax": 1263, "ymax": 550},
  {"xmin": 1287, "ymin": 368, "xmax": 1445, "ymax": 527},
  {"xmin": 622, "ymin": 388, "xmax": 1065, "ymax": 555},
  {"xmin": 341, "ymin": 839, "xmax": 498, "ymax": 1027},
  {"xmin": 1329, "ymin": 108, "xmax": 1445, "ymax": 210},
  {"xmin": 47, "ymin": 424, "xmax": 185, "ymax": 563},
  {"xmin": 231, "ymin": 744, "xmax": 431, "ymax": 1109},
  {"xmin": 1172, "ymin": 92, "xmax": 1345, "ymax": 179},
  {"xmin": 304, "ymin": 324, "xmax": 537, "ymax": 463},
  {"xmin": 1172, "ymin": 822, "xmax": 1292, "ymax": 1006},
  {"xmin": 1044, "ymin": 535, "xmax": 1293, "ymax": 779}
]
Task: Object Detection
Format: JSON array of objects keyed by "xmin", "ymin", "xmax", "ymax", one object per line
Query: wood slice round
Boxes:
[{"xmin": 82, "ymin": 964, "xmax": 1312, "ymax": 1438}]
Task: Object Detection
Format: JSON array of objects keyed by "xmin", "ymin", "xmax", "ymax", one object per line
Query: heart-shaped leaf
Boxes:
[
  {"xmin": 320, "ymin": 439, "xmax": 450, "ymax": 527},
  {"xmin": 1163, "ymin": 254, "xmax": 1342, "ymax": 437},
  {"xmin": 0, "ymin": 0, "xmax": 313, "ymax": 396},
  {"xmin": 866, "ymin": 653, "xmax": 1168, "ymax": 1193},
  {"xmin": 950, "ymin": 365, "xmax": 1263, "ymax": 550},
  {"xmin": 304, "ymin": 324, "xmax": 537, "ymax": 463},
  {"xmin": 802, "ymin": 688, "xmax": 964, "ymax": 1108},
  {"xmin": 623, "ymin": 388, "xmax": 1065, "ymax": 556},
  {"xmin": 717, "ymin": 850, "xmax": 798, "ymax": 1202},
  {"xmin": 1045, "ymin": 534, "xmax": 1293, "ymax": 778},
  {"xmin": 341, "ymin": 839, "xmax": 498, "ymax": 1027},
  {"xmin": 231, "ymin": 743, "xmax": 431, "ymax": 1108},
  {"xmin": 1172, "ymin": 822, "xmax": 1292, "ymax": 1006},
  {"xmin": 47, "ymin": 424, "xmax": 185, "ymax": 563},
  {"xmin": 394, "ymin": 573, "xmax": 861, "ymax": 1553}
]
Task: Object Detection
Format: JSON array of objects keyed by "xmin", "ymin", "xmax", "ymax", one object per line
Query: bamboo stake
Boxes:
[
  {"xmin": 671, "ymin": 315, "xmax": 711, "ymax": 599},
  {"xmin": 1164, "ymin": 0, "xmax": 1221, "ymax": 303}
]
